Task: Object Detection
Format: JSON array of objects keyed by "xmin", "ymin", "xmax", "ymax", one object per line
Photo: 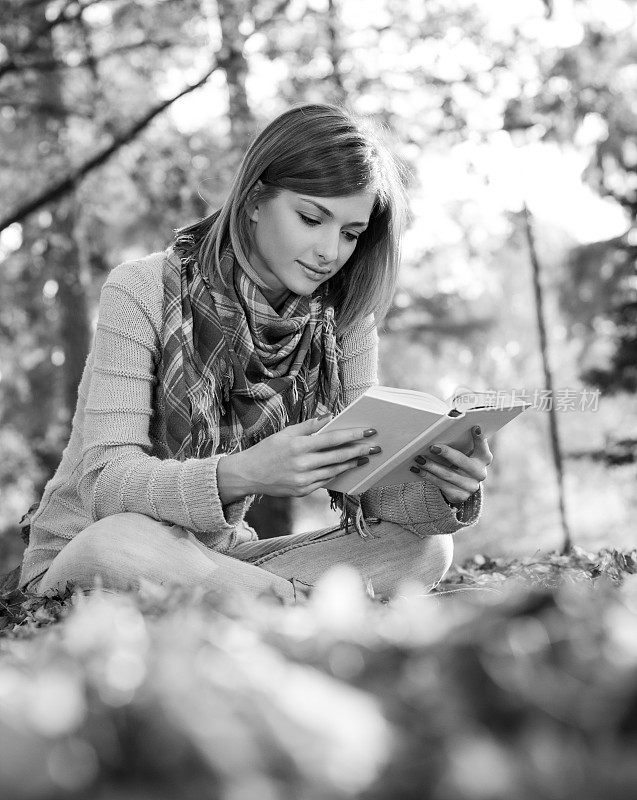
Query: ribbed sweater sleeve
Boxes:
[
  {"xmin": 337, "ymin": 315, "xmax": 482, "ymax": 534},
  {"xmin": 76, "ymin": 262, "xmax": 250, "ymax": 547},
  {"xmin": 339, "ymin": 315, "xmax": 380, "ymax": 405}
]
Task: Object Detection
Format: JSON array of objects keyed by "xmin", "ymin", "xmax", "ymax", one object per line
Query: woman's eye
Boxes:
[
  {"xmin": 298, "ymin": 212, "xmax": 358, "ymax": 243},
  {"xmin": 299, "ymin": 213, "xmax": 320, "ymax": 226}
]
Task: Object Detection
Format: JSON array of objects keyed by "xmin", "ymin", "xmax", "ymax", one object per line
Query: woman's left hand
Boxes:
[{"xmin": 411, "ymin": 425, "xmax": 493, "ymax": 506}]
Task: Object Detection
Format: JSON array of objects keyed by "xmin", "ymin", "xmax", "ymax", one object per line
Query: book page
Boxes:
[
  {"xmin": 365, "ymin": 386, "xmax": 449, "ymax": 414},
  {"xmin": 449, "ymin": 387, "xmax": 529, "ymax": 411}
]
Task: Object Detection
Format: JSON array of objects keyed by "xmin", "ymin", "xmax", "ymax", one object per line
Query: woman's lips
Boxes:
[{"xmin": 297, "ymin": 260, "xmax": 330, "ymax": 278}]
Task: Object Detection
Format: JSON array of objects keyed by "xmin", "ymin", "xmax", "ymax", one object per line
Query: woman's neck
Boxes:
[
  {"xmin": 264, "ymin": 287, "xmax": 291, "ymax": 314},
  {"xmin": 242, "ymin": 251, "xmax": 290, "ymax": 313}
]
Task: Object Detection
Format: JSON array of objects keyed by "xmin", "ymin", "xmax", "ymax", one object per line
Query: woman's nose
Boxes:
[{"xmin": 316, "ymin": 227, "xmax": 340, "ymax": 264}]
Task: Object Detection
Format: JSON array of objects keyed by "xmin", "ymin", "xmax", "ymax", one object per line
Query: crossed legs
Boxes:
[{"xmin": 36, "ymin": 513, "xmax": 454, "ymax": 603}]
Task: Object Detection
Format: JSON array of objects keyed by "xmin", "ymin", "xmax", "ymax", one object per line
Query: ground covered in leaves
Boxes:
[{"xmin": 1, "ymin": 547, "xmax": 636, "ymax": 800}]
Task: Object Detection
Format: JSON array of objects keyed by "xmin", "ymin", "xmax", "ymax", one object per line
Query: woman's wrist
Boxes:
[
  {"xmin": 216, "ymin": 452, "xmax": 252, "ymax": 504},
  {"xmin": 441, "ymin": 491, "xmax": 462, "ymax": 510}
]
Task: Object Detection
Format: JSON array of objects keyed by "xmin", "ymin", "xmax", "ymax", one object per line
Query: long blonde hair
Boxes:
[{"xmin": 174, "ymin": 103, "xmax": 409, "ymax": 332}]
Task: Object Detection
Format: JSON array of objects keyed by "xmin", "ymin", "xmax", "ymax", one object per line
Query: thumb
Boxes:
[{"xmin": 288, "ymin": 413, "xmax": 333, "ymax": 435}]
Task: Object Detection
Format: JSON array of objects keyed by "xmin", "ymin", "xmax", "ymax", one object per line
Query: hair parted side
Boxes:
[{"xmin": 173, "ymin": 102, "xmax": 410, "ymax": 332}]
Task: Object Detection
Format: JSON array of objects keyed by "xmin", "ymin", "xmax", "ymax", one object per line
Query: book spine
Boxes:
[{"xmin": 346, "ymin": 413, "xmax": 463, "ymax": 494}]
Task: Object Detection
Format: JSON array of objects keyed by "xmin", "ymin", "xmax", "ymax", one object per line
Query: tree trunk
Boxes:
[
  {"xmin": 217, "ymin": 0, "xmax": 293, "ymax": 537},
  {"xmin": 34, "ymin": 6, "xmax": 91, "ymax": 442},
  {"xmin": 9, "ymin": 4, "xmax": 92, "ymax": 492},
  {"xmin": 217, "ymin": 0, "xmax": 253, "ymax": 152},
  {"xmin": 326, "ymin": 0, "xmax": 347, "ymax": 103},
  {"xmin": 523, "ymin": 203, "xmax": 572, "ymax": 553},
  {"xmin": 51, "ymin": 199, "xmax": 91, "ymax": 423}
]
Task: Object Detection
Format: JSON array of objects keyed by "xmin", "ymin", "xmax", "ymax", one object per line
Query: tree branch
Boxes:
[
  {"xmin": 0, "ymin": 61, "xmax": 218, "ymax": 232},
  {"xmin": 0, "ymin": 98, "xmax": 95, "ymax": 118},
  {"xmin": 1, "ymin": 39, "xmax": 178, "ymax": 75}
]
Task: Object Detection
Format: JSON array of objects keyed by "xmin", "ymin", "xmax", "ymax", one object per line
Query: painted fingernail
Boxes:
[
  {"xmin": 409, "ymin": 466, "xmax": 421, "ymax": 474},
  {"xmin": 363, "ymin": 428, "xmax": 377, "ymax": 438},
  {"xmin": 356, "ymin": 456, "xmax": 370, "ymax": 467},
  {"xmin": 368, "ymin": 445, "xmax": 382, "ymax": 455},
  {"xmin": 473, "ymin": 426, "xmax": 482, "ymax": 436},
  {"xmin": 317, "ymin": 412, "xmax": 332, "ymax": 420},
  {"xmin": 430, "ymin": 445, "xmax": 442, "ymax": 454},
  {"xmin": 415, "ymin": 455, "xmax": 426, "ymax": 465}
]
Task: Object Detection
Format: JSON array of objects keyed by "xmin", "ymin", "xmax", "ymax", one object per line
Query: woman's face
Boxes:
[{"xmin": 247, "ymin": 186, "xmax": 376, "ymax": 310}]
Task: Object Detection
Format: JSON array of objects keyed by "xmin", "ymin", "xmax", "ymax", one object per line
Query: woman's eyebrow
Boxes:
[{"xmin": 299, "ymin": 198, "xmax": 368, "ymax": 227}]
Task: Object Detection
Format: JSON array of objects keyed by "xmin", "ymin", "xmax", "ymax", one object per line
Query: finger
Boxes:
[
  {"xmin": 303, "ymin": 455, "xmax": 371, "ymax": 488},
  {"xmin": 418, "ymin": 471, "xmax": 472, "ymax": 505},
  {"xmin": 418, "ymin": 460, "xmax": 481, "ymax": 493},
  {"xmin": 303, "ymin": 441, "xmax": 381, "ymax": 469},
  {"xmin": 288, "ymin": 414, "xmax": 333, "ymax": 435},
  {"xmin": 468, "ymin": 425, "xmax": 493, "ymax": 465},
  {"xmin": 306, "ymin": 426, "xmax": 377, "ymax": 451},
  {"xmin": 425, "ymin": 443, "xmax": 487, "ymax": 478}
]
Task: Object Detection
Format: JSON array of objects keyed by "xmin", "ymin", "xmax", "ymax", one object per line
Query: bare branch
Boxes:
[
  {"xmin": 0, "ymin": 98, "xmax": 95, "ymax": 118},
  {"xmin": 4, "ymin": 38, "xmax": 179, "ymax": 73},
  {"xmin": 0, "ymin": 61, "xmax": 219, "ymax": 232}
]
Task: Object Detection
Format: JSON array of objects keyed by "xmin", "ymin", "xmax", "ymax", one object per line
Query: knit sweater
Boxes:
[{"xmin": 19, "ymin": 249, "xmax": 481, "ymax": 590}]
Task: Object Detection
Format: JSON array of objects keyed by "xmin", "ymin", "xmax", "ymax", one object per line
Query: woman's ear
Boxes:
[{"xmin": 246, "ymin": 180, "xmax": 264, "ymax": 222}]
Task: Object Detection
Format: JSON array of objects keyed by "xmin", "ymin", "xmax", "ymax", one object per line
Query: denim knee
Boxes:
[
  {"xmin": 391, "ymin": 528, "xmax": 454, "ymax": 591},
  {"xmin": 38, "ymin": 514, "xmax": 152, "ymax": 593},
  {"xmin": 417, "ymin": 533, "xmax": 454, "ymax": 587}
]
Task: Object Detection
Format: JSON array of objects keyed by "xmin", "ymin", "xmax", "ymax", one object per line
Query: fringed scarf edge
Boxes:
[{"xmin": 328, "ymin": 490, "xmax": 381, "ymax": 540}]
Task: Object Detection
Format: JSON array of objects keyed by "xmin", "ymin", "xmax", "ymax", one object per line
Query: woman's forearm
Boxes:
[{"xmin": 216, "ymin": 452, "xmax": 253, "ymax": 505}]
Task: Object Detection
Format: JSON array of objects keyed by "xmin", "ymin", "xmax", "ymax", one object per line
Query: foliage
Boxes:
[
  {"xmin": 0, "ymin": 1, "xmax": 635, "ymax": 549},
  {"xmin": 1, "ymin": 550, "xmax": 636, "ymax": 799}
]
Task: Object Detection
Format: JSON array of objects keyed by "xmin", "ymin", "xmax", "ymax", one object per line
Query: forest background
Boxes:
[{"xmin": 0, "ymin": 0, "xmax": 636, "ymax": 579}]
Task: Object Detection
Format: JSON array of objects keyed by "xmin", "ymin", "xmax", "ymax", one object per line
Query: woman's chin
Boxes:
[{"xmin": 287, "ymin": 276, "xmax": 326, "ymax": 297}]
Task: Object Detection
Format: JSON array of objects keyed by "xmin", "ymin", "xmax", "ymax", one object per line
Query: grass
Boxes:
[{"xmin": 1, "ymin": 546, "xmax": 636, "ymax": 800}]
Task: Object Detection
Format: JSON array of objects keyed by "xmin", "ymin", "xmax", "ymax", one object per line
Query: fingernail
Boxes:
[
  {"xmin": 356, "ymin": 456, "xmax": 370, "ymax": 467},
  {"xmin": 415, "ymin": 455, "xmax": 426, "ymax": 465},
  {"xmin": 368, "ymin": 445, "xmax": 382, "ymax": 455},
  {"xmin": 363, "ymin": 428, "xmax": 377, "ymax": 438},
  {"xmin": 430, "ymin": 445, "xmax": 442, "ymax": 454},
  {"xmin": 409, "ymin": 466, "xmax": 421, "ymax": 474},
  {"xmin": 473, "ymin": 426, "xmax": 482, "ymax": 436},
  {"xmin": 317, "ymin": 412, "xmax": 331, "ymax": 420}
]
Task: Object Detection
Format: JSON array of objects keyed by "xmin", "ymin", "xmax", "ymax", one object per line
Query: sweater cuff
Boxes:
[
  {"xmin": 213, "ymin": 455, "xmax": 254, "ymax": 529},
  {"xmin": 358, "ymin": 480, "xmax": 482, "ymax": 538},
  {"xmin": 181, "ymin": 455, "xmax": 251, "ymax": 546},
  {"xmin": 429, "ymin": 483, "xmax": 482, "ymax": 534}
]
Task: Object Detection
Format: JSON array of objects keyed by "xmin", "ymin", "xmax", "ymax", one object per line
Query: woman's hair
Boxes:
[{"xmin": 173, "ymin": 103, "xmax": 410, "ymax": 331}]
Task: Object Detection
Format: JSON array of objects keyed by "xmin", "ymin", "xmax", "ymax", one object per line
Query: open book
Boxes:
[{"xmin": 321, "ymin": 386, "xmax": 530, "ymax": 495}]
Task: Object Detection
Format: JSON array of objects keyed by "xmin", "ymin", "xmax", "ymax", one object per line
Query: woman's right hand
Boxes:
[{"xmin": 216, "ymin": 415, "xmax": 380, "ymax": 502}]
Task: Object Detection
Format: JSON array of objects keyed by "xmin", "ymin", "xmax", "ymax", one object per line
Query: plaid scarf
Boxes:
[{"xmin": 159, "ymin": 243, "xmax": 343, "ymax": 460}]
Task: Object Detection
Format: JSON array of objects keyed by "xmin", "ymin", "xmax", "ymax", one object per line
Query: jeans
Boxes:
[{"xmin": 33, "ymin": 513, "xmax": 454, "ymax": 603}]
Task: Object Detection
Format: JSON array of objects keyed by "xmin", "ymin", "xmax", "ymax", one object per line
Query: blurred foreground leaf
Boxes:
[{"xmin": 0, "ymin": 549, "xmax": 636, "ymax": 799}]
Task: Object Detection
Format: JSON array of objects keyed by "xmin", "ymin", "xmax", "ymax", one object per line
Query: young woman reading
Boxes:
[{"xmin": 19, "ymin": 103, "xmax": 492, "ymax": 603}]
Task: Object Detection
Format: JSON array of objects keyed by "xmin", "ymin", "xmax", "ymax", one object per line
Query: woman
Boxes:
[{"xmin": 19, "ymin": 103, "xmax": 491, "ymax": 603}]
